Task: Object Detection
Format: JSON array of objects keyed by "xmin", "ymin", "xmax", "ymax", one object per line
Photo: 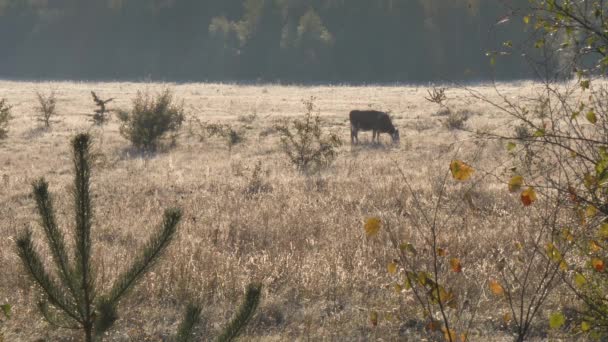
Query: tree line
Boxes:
[{"xmin": 0, "ymin": 0, "xmax": 531, "ymax": 83}]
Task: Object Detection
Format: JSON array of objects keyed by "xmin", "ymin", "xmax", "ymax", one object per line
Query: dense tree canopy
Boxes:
[{"xmin": 0, "ymin": 0, "xmax": 531, "ymax": 82}]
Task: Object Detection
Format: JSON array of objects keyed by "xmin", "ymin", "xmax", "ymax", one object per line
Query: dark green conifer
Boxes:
[{"xmin": 15, "ymin": 133, "xmax": 182, "ymax": 341}]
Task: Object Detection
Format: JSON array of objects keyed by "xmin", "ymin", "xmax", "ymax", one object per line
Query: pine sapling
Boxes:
[{"xmin": 15, "ymin": 133, "xmax": 182, "ymax": 341}]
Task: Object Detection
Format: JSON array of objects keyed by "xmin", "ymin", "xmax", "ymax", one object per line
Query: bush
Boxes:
[
  {"xmin": 443, "ymin": 110, "xmax": 470, "ymax": 130},
  {"xmin": 274, "ymin": 97, "xmax": 342, "ymax": 173},
  {"xmin": 35, "ymin": 91, "xmax": 57, "ymax": 128},
  {"xmin": 118, "ymin": 89, "xmax": 185, "ymax": 151},
  {"xmin": 189, "ymin": 118, "xmax": 245, "ymax": 152},
  {"xmin": 0, "ymin": 98, "xmax": 12, "ymax": 139}
]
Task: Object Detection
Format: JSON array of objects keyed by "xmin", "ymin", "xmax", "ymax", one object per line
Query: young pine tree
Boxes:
[{"xmin": 15, "ymin": 133, "xmax": 182, "ymax": 341}]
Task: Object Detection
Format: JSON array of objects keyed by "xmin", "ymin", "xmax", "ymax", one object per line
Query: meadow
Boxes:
[{"xmin": 0, "ymin": 80, "xmax": 563, "ymax": 341}]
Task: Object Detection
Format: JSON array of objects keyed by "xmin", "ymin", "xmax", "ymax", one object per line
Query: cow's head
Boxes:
[{"xmin": 391, "ymin": 129, "xmax": 400, "ymax": 144}]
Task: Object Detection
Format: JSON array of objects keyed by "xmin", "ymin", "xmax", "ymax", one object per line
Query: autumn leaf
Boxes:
[
  {"xmin": 574, "ymin": 273, "xmax": 587, "ymax": 287},
  {"xmin": 599, "ymin": 223, "xmax": 608, "ymax": 239},
  {"xmin": 450, "ymin": 258, "xmax": 462, "ymax": 273},
  {"xmin": 549, "ymin": 312, "xmax": 566, "ymax": 329},
  {"xmin": 546, "ymin": 242, "xmax": 563, "ymax": 262},
  {"xmin": 503, "ymin": 312, "xmax": 512, "ymax": 324},
  {"xmin": 592, "ymin": 258, "xmax": 605, "ymax": 272},
  {"xmin": 364, "ymin": 217, "xmax": 381, "ymax": 236},
  {"xmin": 521, "ymin": 187, "xmax": 537, "ymax": 206},
  {"xmin": 489, "ymin": 279, "xmax": 504, "ymax": 296},
  {"xmin": 581, "ymin": 321, "xmax": 591, "ymax": 332},
  {"xmin": 508, "ymin": 175, "xmax": 524, "ymax": 193},
  {"xmin": 587, "ymin": 110, "xmax": 597, "ymax": 124},
  {"xmin": 387, "ymin": 261, "xmax": 398, "ymax": 274},
  {"xmin": 450, "ymin": 160, "xmax": 475, "ymax": 181},
  {"xmin": 442, "ymin": 327, "xmax": 457, "ymax": 342},
  {"xmin": 400, "ymin": 242, "xmax": 417, "ymax": 255},
  {"xmin": 590, "ymin": 240, "xmax": 602, "ymax": 252},
  {"xmin": 586, "ymin": 205, "xmax": 598, "ymax": 218},
  {"xmin": 437, "ymin": 247, "xmax": 447, "ymax": 257}
]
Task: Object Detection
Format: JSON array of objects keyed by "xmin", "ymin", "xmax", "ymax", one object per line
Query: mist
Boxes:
[{"xmin": 0, "ymin": 0, "xmax": 532, "ymax": 83}]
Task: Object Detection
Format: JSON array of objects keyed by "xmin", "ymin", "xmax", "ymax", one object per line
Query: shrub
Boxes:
[
  {"xmin": 118, "ymin": 89, "xmax": 185, "ymax": 151},
  {"xmin": 274, "ymin": 97, "xmax": 342, "ymax": 173},
  {"xmin": 190, "ymin": 118, "xmax": 245, "ymax": 152},
  {"xmin": 443, "ymin": 110, "xmax": 470, "ymax": 130},
  {"xmin": 0, "ymin": 98, "xmax": 12, "ymax": 139},
  {"xmin": 244, "ymin": 161, "xmax": 272, "ymax": 196},
  {"xmin": 35, "ymin": 90, "xmax": 57, "ymax": 128}
]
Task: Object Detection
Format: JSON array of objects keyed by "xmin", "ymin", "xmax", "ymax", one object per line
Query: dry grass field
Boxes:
[{"xmin": 0, "ymin": 80, "xmax": 566, "ymax": 341}]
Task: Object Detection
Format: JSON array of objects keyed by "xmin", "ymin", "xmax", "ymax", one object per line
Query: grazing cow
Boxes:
[{"xmin": 349, "ymin": 110, "xmax": 400, "ymax": 144}]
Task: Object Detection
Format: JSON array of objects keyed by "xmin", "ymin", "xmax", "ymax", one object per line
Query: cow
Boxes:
[{"xmin": 349, "ymin": 110, "xmax": 400, "ymax": 145}]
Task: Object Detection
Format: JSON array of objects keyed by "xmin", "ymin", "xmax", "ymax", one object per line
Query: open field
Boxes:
[{"xmin": 0, "ymin": 80, "xmax": 567, "ymax": 341}]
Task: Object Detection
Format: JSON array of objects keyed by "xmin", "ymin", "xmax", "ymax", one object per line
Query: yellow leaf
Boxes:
[
  {"xmin": 503, "ymin": 312, "xmax": 512, "ymax": 324},
  {"xmin": 574, "ymin": 273, "xmax": 587, "ymax": 287},
  {"xmin": 546, "ymin": 242, "xmax": 563, "ymax": 262},
  {"xmin": 561, "ymin": 229, "xmax": 574, "ymax": 243},
  {"xmin": 549, "ymin": 312, "xmax": 565, "ymax": 329},
  {"xmin": 523, "ymin": 15, "xmax": 530, "ymax": 24},
  {"xmin": 508, "ymin": 175, "xmax": 524, "ymax": 193},
  {"xmin": 387, "ymin": 262, "xmax": 398, "ymax": 274},
  {"xmin": 442, "ymin": 327, "xmax": 457, "ymax": 342},
  {"xmin": 599, "ymin": 223, "xmax": 608, "ymax": 239},
  {"xmin": 450, "ymin": 258, "xmax": 463, "ymax": 273},
  {"xmin": 521, "ymin": 187, "xmax": 537, "ymax": 206},
  {"xmin": 460, "ymin": 333, "xmax": 468, "ymax": 342},
  {"xmin": 400, "ymin": 242, "xmax": 417, "ymax": 254},
  {"xmin": 450, "ymin": 160, "xmax": 475, "ymax": 181},
  {"xmin": 581, "ymin": 321, "xmax": 591, "ymax": 332},
  {"xmin": 592, "ymin": 258, "xmax": 605, "ymax": 272},
  {"xmin": 437, "ymin": 247, "xmax": 447, "ymax": 257},
  {"xmin": 586, "ymin": 205, "xmax": 598, "ymax": 218},
  {"xmin": 587, "ymin": 110, "xmax": 597, "ymax": 124},
  {"xmin": 489, "ymin": 279, "xmax": 504, "ymax": 296},
  {"xmin": 590, "ymin": 240, "xmax": 602, "ymax": 252},
  {"xmin": 393, "ymin": 283, "xmax": 402, "ymax": 293},
  {"xmin": 364, "ymin": 217, "xmax": 381, "ymax": 236}
]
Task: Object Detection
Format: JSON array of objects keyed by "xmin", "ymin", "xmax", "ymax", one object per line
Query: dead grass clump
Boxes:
[{"xmin": 443, "ymin": 109, "xmax": 471, "ymax": 130}]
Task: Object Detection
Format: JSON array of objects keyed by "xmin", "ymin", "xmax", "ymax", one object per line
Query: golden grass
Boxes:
[{"xmin": 0, "ymin": 80, "xmax": 561, "ymax": 341}]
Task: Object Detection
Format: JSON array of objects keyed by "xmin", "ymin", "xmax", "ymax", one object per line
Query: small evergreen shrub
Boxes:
[
  {"xmin": 14, "ymin": 133, "xmax": 183, "ymax": 341},
  {"xmin": 35, "ymin": 90, "xmax": 57, "ymax": 128},
  {"xmin": 0, "ymin": 98, "xmax": 12, "ymax": 139},
  {"xmin": 118, "ymin": 89, "xmax": 185, "ymax": 151},
  {"xmin": 89, "ymin": 91, "xmax": 114, "ymax": 126},
  {"xmin": 274, "ymin": 97, "xmax": 342, "ymax": 173}
]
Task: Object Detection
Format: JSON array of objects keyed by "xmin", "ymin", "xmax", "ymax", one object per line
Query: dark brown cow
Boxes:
[{"xmin": 349, "ymin": 110, "xmax": 400, "ymax": 144}]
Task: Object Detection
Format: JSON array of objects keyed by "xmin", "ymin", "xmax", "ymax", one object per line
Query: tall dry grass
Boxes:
[{"xmin": 0, "ymin": 80, "xmax": 562, "ymax": 340}]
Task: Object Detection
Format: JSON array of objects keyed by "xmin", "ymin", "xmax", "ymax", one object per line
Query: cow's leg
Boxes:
[
  {"xmin": 372, "ymin": 130, "xmax": 378, "ymax": 144},
  {"xmin": 351, "ymin": 126, "xmax": 358, "ymax": 144}
]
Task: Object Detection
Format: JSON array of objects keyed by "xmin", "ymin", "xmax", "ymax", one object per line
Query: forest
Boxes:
[{"xmin": 0, "ymin": 0, "xmax": 531, "ymax": 83}]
